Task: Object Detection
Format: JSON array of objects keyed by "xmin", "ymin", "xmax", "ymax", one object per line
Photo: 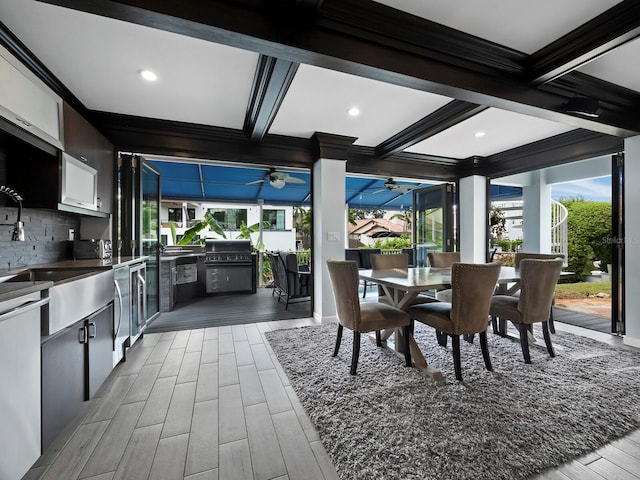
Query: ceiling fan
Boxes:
[
  {"xmin": 373, "ymin": 178, "xmax": 414, "ymax": 194},
  {"xmin": 246, "ymin": 168, "xmax": 306, "ymax": 189}
]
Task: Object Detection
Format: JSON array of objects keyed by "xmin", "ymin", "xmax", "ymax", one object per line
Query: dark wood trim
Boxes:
[
  {"xmin": 244, "ymin": 55, "xmax": 299, "ymax": 143},
  {"xmin": 482, "ymin": 130, "xmax": 624, "ymax": 178},
  {"xmin": 527, "ymin": 1, "xmax": 640, "ymax": 85},
  {"xmin": 311, "ymin": 132, "xmax": 356, "ymax": 161},
  {"xmin": 93, "ymin": 112, "xmax": 315, "ymax": 169},
  {"xmin": 38, "ymin": 0, "xmax": 640, "ymax": 136},
  {"xmin": 376, "ymin": 101, "xmax": 488, "ymax": 159}
]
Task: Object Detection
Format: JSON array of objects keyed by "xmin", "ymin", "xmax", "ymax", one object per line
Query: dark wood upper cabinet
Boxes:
[{"xmin": 62, "ymin": 102, "xmax": 114, "ymax": 215}]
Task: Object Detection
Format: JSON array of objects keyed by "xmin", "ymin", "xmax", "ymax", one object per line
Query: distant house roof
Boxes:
[{"xmin": 349, "ymin": 218, "xmax": 407, "ymax": 238}]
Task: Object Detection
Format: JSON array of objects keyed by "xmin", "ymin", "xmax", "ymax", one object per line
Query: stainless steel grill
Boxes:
[{"xmin": 204, "ymin": 239, "xmax": 256, "ymax": 294}]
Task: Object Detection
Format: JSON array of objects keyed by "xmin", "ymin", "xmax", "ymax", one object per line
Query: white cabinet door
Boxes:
[
  {"xmin": 0, "ymin": 293, "xmax": 47, "ymax": 480},
  {"xmin": 0, "ymin": 46, "xmax": 62, "ymax": 148}
]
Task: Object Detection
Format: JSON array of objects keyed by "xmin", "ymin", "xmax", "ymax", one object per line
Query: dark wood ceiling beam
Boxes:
[
  {"xmin": 244, "ymin": 55, "xmax": 299, "ymax": 143},
  {"xmin": 38, "ymin": 0, "xmax": 640, "ymax": 136},
  {"xmin": 527, "ymin": 1, "xmax": 640, "ymax": 85},
  {"xmin": 480, "ymin": 130, "xmax": 623, "ymax": 178},
  {"xmin": 375, "ymin": 100, "xmax": 488, "ymax": 159}
]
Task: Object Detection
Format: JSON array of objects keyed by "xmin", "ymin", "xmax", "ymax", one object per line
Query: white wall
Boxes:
[
  {"xmin": 313, "ymin": 158, "xmax": 346, "ymax": 323},
  {"xmin": 459, "ymin": 175, "xmax": 487, "ymax": 262},
  {"xmin": 159, "ymin": 201, "xmax": 296, "ymax": 250}
]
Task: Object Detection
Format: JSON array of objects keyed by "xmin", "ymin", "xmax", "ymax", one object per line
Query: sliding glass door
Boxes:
[{"xmin": 412, "ymin": 184, "xmax": 456, "ymax": 267}]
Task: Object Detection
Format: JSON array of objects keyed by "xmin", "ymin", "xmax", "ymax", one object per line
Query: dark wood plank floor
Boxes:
[
  {"xmin": 146, "ymin": 287, "xmax": 312, "ymax": 333},
  {"xmin": 552, "ymin": 307, "xmax": 611, "ymax": 334}
]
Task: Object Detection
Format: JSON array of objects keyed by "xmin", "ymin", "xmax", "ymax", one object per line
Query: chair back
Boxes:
[
  {"xmin": 269, "ymin": 252, "xmax": 285, "ymax": 290},
  {"xmin": 427, "ymin": 251, "xmax": 460, "ymax": 268},
  {"xmin": 514, "ymin": 252, "xmax": 564, "ymax": 268},
  {"xmin": 358, "ymin": 248, "xmax": 381, "ymax": 269},
  {"xmin": 401, "ymin": 247, "xmax": 415, "ymax": 266},
  {"xmin": 518, "ymin": 258, "xmax": 563, "ymax": 324},
  {"xmin": 326, "ymin": 260, "xmax": 361, "ymax": 330},
  {"xmin": 344, "ymin": 248, "xmax": 361, "ymax": 267},
  {"xmin": 450, "ymin": 262, "xmax": 501, "ymax": 334},
  {"xmin": 370, "ymin": 253, "xmax": 409, "ymax": 270}
]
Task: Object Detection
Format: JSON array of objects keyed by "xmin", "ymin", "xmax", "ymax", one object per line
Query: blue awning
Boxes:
[{"xmin": 150, "ymin": 160, "xmax": 521, "ymax": 209}]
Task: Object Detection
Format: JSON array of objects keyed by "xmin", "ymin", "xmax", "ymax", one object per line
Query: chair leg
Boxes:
[
  {"xmin": 451, "ymin": 334, "xmax": 462, "ymax": 381},
  {"xmin": 491, "ymin": 315, "xmax": 499, "ymax": 335},
  {"xmin": 375, "ymin": 330, "xmax": 382, "ymax": 347},
  {"xmin": 436, "ymin": 329, "xmax": 448, "ymax": 347},
  {"xmin": 350, "ymin": 331, "xmax": 361, "ymax": 375},
  {"xmin": 480, "ymin": 331, "xmax": 493, "ymax": 372},
  {"xmin": 517, "ymin": 324, "xmax": 531, "ymax": 364},
  {"xmin": 542, "ymin": 321, "xmax": 555, "ymax": 357},
  {"xmin": 362, "ymin": 280, "xmax": 367, "ymax": 299},
  {"xmin": 549, "ymin": 309, "xmax": 556, "ymax": 334},
  {"xmin": 463, "ymin": 333, "xmax": 475, "ymax": 343},
  {"xmin": 333, "ymin": 324, "xmax": 343, "ymax": 357},
  {"xmin": 498, "ymin": 317, "xmax": 507, "ymax": 337},
  {"xmin": 402, "ymin": 325, "xmax": 412, "ymax": 367}
]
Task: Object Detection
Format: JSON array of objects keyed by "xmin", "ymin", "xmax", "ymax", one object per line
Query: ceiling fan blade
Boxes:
[
  {"xmin": 284, "ymin": 176, "xmax": 306, "ymax": 184},
  {"xmin": 372, "ymin": 189, "xmax": 386, "ymax": 194},
  {"xmin": 246, "ymin": 179, "xmax": 265, "ymax": 185}
]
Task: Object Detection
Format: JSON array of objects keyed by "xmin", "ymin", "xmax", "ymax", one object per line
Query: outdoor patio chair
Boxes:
[
  {"xmin": 489, "ymin": 258, "xmax": 563, "ymax": 364},
  {"xmin": 407, "ymin": 261, "xmax": 502, "ymax": 381},
  {"xmin": 327, "ymin": 259, "xmax": 412, "ymax": 375}
]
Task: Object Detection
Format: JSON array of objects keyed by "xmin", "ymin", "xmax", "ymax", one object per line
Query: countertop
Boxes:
[
  {"xmin": 160, "ymin": 253, "xmax": 204, "ymax": 261},
  {"xmin": 0, "ymin": 256, "xmax": 149, "ymax": 303}
]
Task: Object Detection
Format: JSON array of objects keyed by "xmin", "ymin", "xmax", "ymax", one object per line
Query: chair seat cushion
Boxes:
[
  {"xmin": 490, "ymin": 295, "xmax": 522, "ymax": 323},
  {"xmin": 358, "ymin": 302, "xmax": 411, "ymax": 332},
  {"xmin": 407, "ymin": 302, "xmax": 452, "ymax": 333}
]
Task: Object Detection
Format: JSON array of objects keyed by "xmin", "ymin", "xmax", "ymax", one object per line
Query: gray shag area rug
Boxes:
[{"xmin": 265, "ymin": 323, "xmax": 640, "ymax": 480}]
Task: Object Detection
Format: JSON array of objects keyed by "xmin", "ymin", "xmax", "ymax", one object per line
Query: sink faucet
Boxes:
[{"xmin": 0, "ymin": 186, "xmax": 25, "ymax": 241}]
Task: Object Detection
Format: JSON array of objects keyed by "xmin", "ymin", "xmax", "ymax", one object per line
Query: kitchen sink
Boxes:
[
  {"xmin": 4, "ymin": 269, "xmax": 99, "ymax": 284},
  {"xmin": 3, "ymin": 268, "xmax": 115, "ymax": 335}
]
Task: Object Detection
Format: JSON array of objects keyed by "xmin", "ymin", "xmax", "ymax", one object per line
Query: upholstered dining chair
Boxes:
[
  {"xmin": 407, "ymin": 261, "xmax": 501, "ymax": 381},
  {"xmin": 489, "ymin": 258, "xmax": 563, "ymax": 364},
  {"xmin": 511, "ymin": 252, "xmax": 565, "ymax": 333},
  {"xmin": 326, "ymin": 259, "xmax": 412, "ymax": 375},
  {"xmin": 370, "ymin": 253, "xmax": 435, "ymax": 306},
  {"xmin": 426, "ymin": 251, "xmax": 461, "ymax": 303}
]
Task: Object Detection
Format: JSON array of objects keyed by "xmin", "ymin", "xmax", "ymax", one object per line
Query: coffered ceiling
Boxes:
[{"xmin": 0, "ymin": 0, "xmax": 637, "ymax": 191}]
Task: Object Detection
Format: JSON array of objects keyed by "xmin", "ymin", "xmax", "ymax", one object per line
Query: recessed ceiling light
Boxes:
[
  {"xmin": 139, "ymin": 69, "xmax": 158, "ymax": 82},
  {"xmin": 474, "ymin": 131, "xmax": 486, "ymax": 138},
  {"xmin": 347, "ymin": 107, "xmax": 360, "ymax": 117}
]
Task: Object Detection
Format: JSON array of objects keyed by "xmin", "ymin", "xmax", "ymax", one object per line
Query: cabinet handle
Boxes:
[
  {"xmin": 79, "ymin": 325, "xmax": 88, "ymax": 344},
  {"xmin": 15, "ymin": 116, "xmax": 31, "ymax": 127},
  {"xmin": 88, "ymin": 322, "xmax": 97, "ymax": 339}
]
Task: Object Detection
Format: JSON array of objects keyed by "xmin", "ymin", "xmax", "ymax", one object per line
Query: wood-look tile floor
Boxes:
[{"xmin": 24, "ymin": 319, "xmax": 640, "ymax": 480}]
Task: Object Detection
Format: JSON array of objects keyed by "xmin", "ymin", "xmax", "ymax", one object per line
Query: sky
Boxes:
[{"xmin": 551, "ymin": 176, "xmax": 612, "ymax": 202}]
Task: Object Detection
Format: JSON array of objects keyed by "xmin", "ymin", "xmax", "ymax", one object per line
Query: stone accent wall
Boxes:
[{"xmin": 0, "ymin": 207, "xmax": 79, "ymax": 270}]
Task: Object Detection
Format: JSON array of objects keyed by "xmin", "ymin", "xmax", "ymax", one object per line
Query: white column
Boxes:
[
  {"xmin": 624, "ymin": 136, "xmax": 640, "ymax": 347},
  {"xmin": 522, "ymin": 170, "xmax": 552, "ymax": 253},
  {"xmin": 312, "ymin": 158, "xmax": 346, "ymax": 324},
  {"xmin": 459, "ymin": 175, "xmax": 487, "ymax": 263}
]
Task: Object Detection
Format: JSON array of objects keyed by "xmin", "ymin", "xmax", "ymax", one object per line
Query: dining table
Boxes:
[{"xmin": 358, "ymin": 265, "xmax": 570, "ymax": 378}]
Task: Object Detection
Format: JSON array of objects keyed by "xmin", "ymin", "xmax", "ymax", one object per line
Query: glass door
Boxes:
[
  {"xmin": 140, "ymin": 159, "xmax": 161, "ymax": 321},
  {"xmin": 612, "ymin": 153, "xmax": 624, "ymax": 334},
  {"xmin": 412, "ymin": 184, "xmax": 456, "ymax": 267}
]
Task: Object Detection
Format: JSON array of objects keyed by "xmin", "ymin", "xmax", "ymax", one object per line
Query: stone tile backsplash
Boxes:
[{"xmin": 0, "ymin": 207, "xmax": 79, "ymax": 270}]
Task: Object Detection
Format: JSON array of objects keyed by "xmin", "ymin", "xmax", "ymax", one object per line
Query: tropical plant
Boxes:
[
  {"xmin": 389, "ymin": 210, "xmax": 412, "ymax": 231},
  {"xmin": 372, "ymin": 235, "xmax": 412, "ymax": 249},
  {"xmin": 489, "ymin": 205, "xmax": 507, "ymax": 243}
]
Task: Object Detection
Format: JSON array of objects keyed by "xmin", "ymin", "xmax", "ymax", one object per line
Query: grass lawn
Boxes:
[{"xmin": 554, "ymin": 281, "xmax": 611, "ymax": 299}]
